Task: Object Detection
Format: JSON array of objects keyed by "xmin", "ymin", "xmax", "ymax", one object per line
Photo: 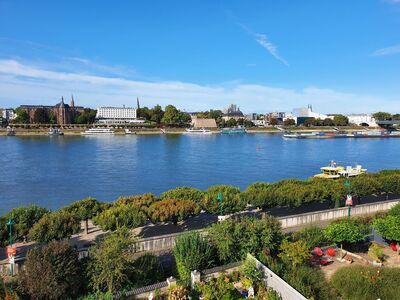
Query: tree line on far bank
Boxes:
[{"xmin": 1, "ymin": 169, "xmax": 399, "ymax": 247}]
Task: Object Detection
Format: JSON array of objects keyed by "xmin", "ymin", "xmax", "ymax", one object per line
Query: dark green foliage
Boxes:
[
  {"xmin": 60, "ymin": 197, "xmax": 109, "ymax": 220},
  {"xmin": 372, "ymin": 112, "xmax": 392, "ymax": 121},
  {"xmin": 92, "ymin": 204, "xmax": 148, "ymax": 231},
  {"xmin": 28, "ymin": 211, "xmax": 80, "ymax": 242},
  {"xmin": 161, "ymin": 105, "xmax": 191, "ymax": 125},
  {"xmin": 160, "ymin": 187, "xmax": 204, "ymax": 204},
  {"xmin": 202, "ymin": 185, "xmax": 246, "ymax": 214},
  {"xmin": 242, "ymin": 182, "xmax": 275, "ymax": 208},
  {"xmin": 87, "ymin": 229, "xmax": 135, "ymax": 293},
  {"xmin": 74, "ymin": 108, "xmax": 97, "ymax": 124},
  {"xmin": 207, "ymin": 216, "xmax": 283, "ymax": 263},
  {"xmin": 331, "ymin": 265, "xmax": 400, "ymax": 300},
  {"xmin": 131, "ymin": 254, "xmax": 164, "ymax": 287},
  {"xmin": 196, "ymin": 273, "xmax": 242, "ymax": 300},
  {"xmin": 173, "ymin": 232, "xmax": 217, "ymax": 281},
  {"xmin": 18, "ymin": 241, "xmax": 83, "ymax": 299},
  {"xmin": 351, "ymin": 174, "xmax": 381, "ymax": 200},
  {"xmin": 292, "ymin": 226, "xmax": 329, "ymax": 249},
  {"xmin": 33, "ymin": 108, "xmax": 50, "ymax": 124},
  {"xmin": 283, "ymin": 265, "xmax": 337, "ymax": 300},
  {"xmin": 114, "ymin": 193, "xmax": 157, "ymax": 217}
]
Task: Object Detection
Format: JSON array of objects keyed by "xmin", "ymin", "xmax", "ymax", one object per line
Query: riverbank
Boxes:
[{"xmin": 0, "ymin": 125, "xmax": 375, "ymax": 136}]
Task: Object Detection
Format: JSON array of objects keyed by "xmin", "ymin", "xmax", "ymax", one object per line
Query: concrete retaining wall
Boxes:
[
  {"xmin": 277, "ymin": 199, "xmax": 399, "ymax": 228},
  {"xmin": 133, "ymin": 199, "xmax": 399, "ymax": 254},
  {"xmin": 249, "ymin": 254, "xmax": 307, "ymax": 300}
]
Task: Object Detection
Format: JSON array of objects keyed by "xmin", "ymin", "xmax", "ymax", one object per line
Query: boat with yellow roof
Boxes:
[{"xmin": 314, "ymin": 161, "xmax": 367, "ymax": 179}]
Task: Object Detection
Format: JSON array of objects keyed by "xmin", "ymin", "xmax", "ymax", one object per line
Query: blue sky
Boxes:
[{"xmin": 0, "ymin": 0, "xmax": 400, "ymax": 113}]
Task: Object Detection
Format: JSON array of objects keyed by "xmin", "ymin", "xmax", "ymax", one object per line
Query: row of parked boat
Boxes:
[
  {"xmin": 283, "ymin": 130, "xmax": 400, "ymax": 139},
  {"xmin": 184, "ymin": 126, "xmax": 247, "ymax": 135}
]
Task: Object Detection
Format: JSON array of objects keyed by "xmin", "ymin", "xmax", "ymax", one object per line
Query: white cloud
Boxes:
[
  {"xmin": 254, "ymin": 33, "xmax": 289, "ymax": 66},
  {"xmin": 371, "ymin": 44, "xmax": 400, "ymax": 56},
  {"xmin": 0, "ymin": 59, "xmax": 398, "ymax": 113}
]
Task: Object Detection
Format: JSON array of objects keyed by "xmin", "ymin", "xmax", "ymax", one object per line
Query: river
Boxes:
[{"xmin": 0, "ymin": 133, "xmax": 399, "ymax": 214}]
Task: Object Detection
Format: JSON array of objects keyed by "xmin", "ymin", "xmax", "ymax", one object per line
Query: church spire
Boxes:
[
  {"xmin": 136, "ymin": 97, "xmax": 140, "ymax": 118},
  {"xmin": 60, "ymin": 96, "xmax": 65, "ymax": 107},
  {"xmin": 70, "ymin": 95, "xmax": 75, "ymax": 108}
]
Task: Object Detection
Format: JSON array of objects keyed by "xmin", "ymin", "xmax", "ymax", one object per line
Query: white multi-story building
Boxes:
[
  {"xmin": 346, "ymin": 114, "xmax": 377, "ymax": 127},
  {"xmin": 96, "ymin": 106, "xmax": 143, "ymax": 125},
  {"xmin": 1, "ymin": 109, "xmax": 16, "ymax": 121}
]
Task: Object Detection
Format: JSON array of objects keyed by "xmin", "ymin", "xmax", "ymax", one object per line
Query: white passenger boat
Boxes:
[
  {"xmin": 81, "ymin": 128, "xmax": 115, "ymax": 135},
  {"xmin": 184, "ymin": 128, "xmax": 213, "ymax": 135}
]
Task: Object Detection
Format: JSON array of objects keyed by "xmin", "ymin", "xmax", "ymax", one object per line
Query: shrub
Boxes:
[
  {"xmin": 291, "ymin": 226, "xmax": 329, "ymax": 249},
  {"xmin": 278, "ymin": 240, "xmax": 310, "ymax": 268},
  {"xmin": 283, "ymin": 265, "xmax": 337, "ymax": 300},
  {"xmin": 373, "ymin": 215, "xmax": 400, "ymax": 242},
  {"xmin": 242, "ymin": 182, "xmax": 274, "ymax": 209},
  {"xmin": 196, "ymin": 273, "xmax": 241, "ymax": 300},
  {"xmin": 323, "ymin": 219, "xmax": 367, "ymax": 247},
  {"xmin": 240, "ymin": 257, "xmax": 263, "ymax": 287},
  {"xmin": 87, "ymin": 229, "xmax": 135, "ymax": 293},
  {"xmin": 28, "ymin": 211, "xmax": 80, "ymax": 243},
  {"xmin": 60, "ymin": 198, "xmax": 109, "ymax": 220},
  {"xmin": 331, "ymin": 265, "xmax": 400, "ymax": 300},
  {"xmin": 207, "ymin": 216, "xmax": 283, "ymax": 263},
  {"xmin": 93, "ymin": 204, "xmax": 148, "ymax": 231},
  {"xmin": 114, "ymin": 193, "xmax": 157, "ymax": 215},
  {"xmin": 368, "ymin": 242, "xmax": 384, "ymax": 262},
  {"xmin": 160, "ymin": 187, "xmax": 204, "ymax": 204},
  {"xmin": 388, "ymin": 202, "xmax": 400, "ymax": 217},
  {"xmin": 173, "ymin": 232, "xmax": 217, "ymax": 281},
  {"xmin": 168, "ymin": 285, "xmax": 189, "ymax": 300},
  {"xmin": 149, "ymin": 199, "xmax": 200, "ymax": 224},
  {"xmin": 131, "ymin": 254, "xmax": 164, "ymax": 287},
  {"xmin": 18, "ymin": 241, "xmax": 83, "ymax": 299},
  {"xmin": 202, "ymin": 185, "xmax": 246, "ymax": 215}
]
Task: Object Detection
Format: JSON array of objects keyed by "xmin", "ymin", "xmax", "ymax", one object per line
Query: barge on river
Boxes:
[{"xmin": 283, "ymin": 130, "xmax": 400, "ymax": 139}]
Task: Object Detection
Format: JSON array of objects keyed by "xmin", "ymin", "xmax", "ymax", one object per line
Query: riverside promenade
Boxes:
[{"xmin": 1, "ymin": 197, "xmax": 398, "ymax": 270}]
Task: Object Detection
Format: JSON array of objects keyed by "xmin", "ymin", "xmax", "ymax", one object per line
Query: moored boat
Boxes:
[
  {"xmin": 314, "ymin": 160, "xmax": 367, "ymax": 179},
  {"xmin": 221, "ymin": 126, "xmax": 247, "ymax": 134},
  {"xmin": 81, "ymin": 128, "xmax": 115, "ymax": 135},
  {"xmin": 184, "ymin": 128, "xmax": 213, "ymax": 134}
]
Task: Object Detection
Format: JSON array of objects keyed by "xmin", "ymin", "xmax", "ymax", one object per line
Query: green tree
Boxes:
[
  {"xmin": 148, "ymin": 199, "xmax": 200, "ymax": 224},
  {"xmin": 351, "ymin": 174, "xmax": 381, "ymax": 203},
  {"xmin": 303, "ymin": 117, "xmax": 316, "ymax": 127},
  {"xmin": 242, "ymin": 182, "xmax": 275, "ymax": 209},
  {"xmin": 162, "ymin": 105, "xmax": 182, "ymax": 125},
  {"xmin": 332, "ymin": 115, "xmax": 349, "ymax": 126},
  {"xmin": 323, "ymin": 220, "xmax": 366, "ymax": 248},
  {"xmin": 373, "ymin": 111, "xmax": 392, "ymax": 121},
  {"xmin": 4, "ymin": 205, "xmax": 49, "ymax": 243},
  {"xmin": 114, "ymin": 193, "xmax": 157, "ymax": 215},
  {"xmin": 173, "ymin": 232, "xmax": 216, "ymax": 281},
  {"xmin": 392, "ymin": 113, "xmax": 400, "ymax": 120},
  {"xmin": 93, "ymin": 204, "xmax": 147, "ymax": 231},
  {"xmin": 225, "ymin": 118, "xmax": 238, "ymax": 127},
  {"xmin": 150, "ymin": 104, "xmax": 164, "ymax": 124},
  {"xmin": 87, "ymin": 229, "xmax": 134, "ymax": 293},
  {"xmin": 60, "ymin": 197, "xmax": 109, "ymax": 220},
  {"xmin": 283, "ymin": 118, "xmax": 296, "ymax": 126},
  {"xmin": 33, "ymin": 108, "xmax": 50, "ymax": 124},
  {"xmin": 278, "ymin": 240, "xmax": 310, "ymax": 268},
  {"xmin": 13, "ymin": 107, "xmax": 29, "ymax": 124},
  {"xmin": 75, "ymin": 108, "xmax": 97, "ymax": 124},
  {"xmin": 48, "ymin": 111, "xmax": 56, "ymax": 124},
  {"xmin": 207, "ymin": 216, "xmax": 283, "ymax": 263},
  {"xmin": 202, "ymin": 184, "xmax": 246, "ymax": 215},
  {"xmin": 28, "ymin": 211, "xmax": 81, "ymax": 242},
  {"xmin": 373, "ymin": 215, "xmax": 400, "ymax": 241},
  {"xmin": 322, "ymin": 118, "xmax": 334, "ymax": 126},
  {"xmin": 160, "ymin": 187, "xmax": 204, "ymax": 204},
  {"xmin": 269, "ymin": 118, "xmax": 278, "ymax": 126},
  {"xmin": 18, "ymin": 241, "xmax": 83, "ymax": 299}
]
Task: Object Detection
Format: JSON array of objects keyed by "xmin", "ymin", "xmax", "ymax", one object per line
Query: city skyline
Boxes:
[{"xmin": 1, "ymin": 0, "xmax": 400, "ymax": 113}]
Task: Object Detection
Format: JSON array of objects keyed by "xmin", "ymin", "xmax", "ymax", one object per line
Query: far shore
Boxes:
[{"xmin": 0, "ymin": 125, "xmax": 378, "ymax": 137}]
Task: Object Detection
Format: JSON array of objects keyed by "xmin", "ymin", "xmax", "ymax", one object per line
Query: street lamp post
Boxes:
[
  {"xmin": 217, "ymin": 192, "xmax": 223, "ymax": 218},
  {"xmin": 344, "ymin": 180, "xmax": 352, "ymax": 218},
  {"xmin": 6, "ymin": 217, "xmax": 15, "ymax": 275}
]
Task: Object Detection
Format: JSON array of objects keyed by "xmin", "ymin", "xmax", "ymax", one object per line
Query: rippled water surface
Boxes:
[{"xmin": 0, "ymin": 134, "xmax": 399, "ymax": 214}]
